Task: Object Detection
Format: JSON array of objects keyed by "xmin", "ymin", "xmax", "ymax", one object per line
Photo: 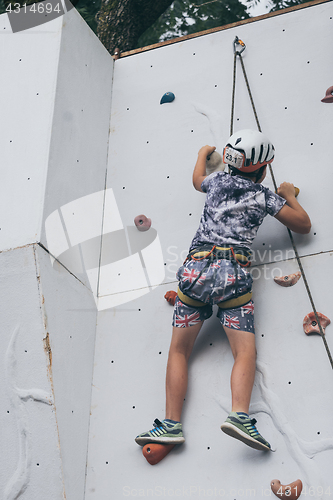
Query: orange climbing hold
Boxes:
[
  {"xmin": 274, "ymin": 271, "xmax": 301, "ymax": 287},
  {"xmin": 142, "ymin": 443, "xmax": 175, "ymax": 465},
  {"xmin": 165, "ymin": 290, "xmax": 177, "ymax": 306},
  {"xmin": 303, "ymin": 312, "xmax": 331, "ymax": 335},
  {"xmin": 271, "ymin": 479, "xmax": 302, "ymax": 500}
]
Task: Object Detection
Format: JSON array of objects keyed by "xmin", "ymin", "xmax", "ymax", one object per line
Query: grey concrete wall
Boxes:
[{"xmin": 0, "ymin": 6, "xmax": 113, "ymax": 500}]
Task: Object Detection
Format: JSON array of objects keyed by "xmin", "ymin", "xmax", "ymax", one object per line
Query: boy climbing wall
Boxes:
[{"xmin": 135, "ymin": 129, "xmax": 311, "ymax": 452}]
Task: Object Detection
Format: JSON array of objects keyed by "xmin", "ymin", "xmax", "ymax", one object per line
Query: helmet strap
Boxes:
[
  {"xmin": 228, "ymin": 164, "xmax": 266, "ymax": 182},
  {"xmin": 254, "ymin": 165, "xmax": 266, "ymax": 182}
]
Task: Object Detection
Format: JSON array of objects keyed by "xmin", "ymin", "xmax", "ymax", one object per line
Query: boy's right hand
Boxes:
[{"xmin": 198, "ymin": 145, "xmax": 216, "ymax": 158}]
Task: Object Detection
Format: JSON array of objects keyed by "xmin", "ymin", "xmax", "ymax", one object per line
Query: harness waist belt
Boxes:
[
  {"xmin": 177, "ymin": 288, "xmax": 252, "ymax": 310},
  {"xmin": 188, "ymin": 246, "xmax": 251, "ymax": 266}
]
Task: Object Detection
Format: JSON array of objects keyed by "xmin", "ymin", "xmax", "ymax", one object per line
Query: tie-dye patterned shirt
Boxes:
[{"xmin": 189, "ymin": 171, "xmax": 286, "ymax": 251}]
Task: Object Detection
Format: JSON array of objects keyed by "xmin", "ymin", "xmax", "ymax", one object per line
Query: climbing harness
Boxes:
[
  {"xmin": 178, "ymin": 245, "xmax": 253, "ymax": 310},
  {"xmin": 231, "ymin": 36, "xmax": 333, "ymax": 369}
]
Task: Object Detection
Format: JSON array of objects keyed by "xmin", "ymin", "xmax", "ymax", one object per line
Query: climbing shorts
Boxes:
[{"xmin": 172, "ymin": 257, "xmax": 255, "ymax": 333}]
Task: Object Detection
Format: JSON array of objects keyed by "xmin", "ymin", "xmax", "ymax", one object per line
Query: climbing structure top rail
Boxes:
[
  {"xmin": 117, "ymin": 0, "xmax": 331, "ymax": 59},
  {"xmin": 230, "ymin": 38, "xmax": 333, "ymax": 369}
]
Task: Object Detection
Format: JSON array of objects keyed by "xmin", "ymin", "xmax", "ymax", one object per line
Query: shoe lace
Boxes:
[
  {"xmin": 151, "ymin": 418, "xmax": 167, "ymax": 434},
  {"xmin": 154, "ymin": 418, "xmax": 163, "ymax": 428},
  {"xmin": 248, "ymin": 418, "xmax": 259, "ymax": 436}
]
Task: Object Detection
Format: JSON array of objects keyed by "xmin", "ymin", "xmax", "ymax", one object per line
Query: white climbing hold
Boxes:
[{"xmin": 206, "ymin": 151, "xmax": 225, "ymax": 175}]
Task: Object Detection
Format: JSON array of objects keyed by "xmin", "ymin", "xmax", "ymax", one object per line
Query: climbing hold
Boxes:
[
  {"xmin": 143, "ymin": 443, "xmax": 175, "ymax": 465},
  {"xmin": 160, "ymin": 92, "xmax": 175, "ymax": 105},
  {"xmin": 321, "ymin": 86, "xmax": 333, "ymax": 103},
  {"xmin": 165, "ymin": 290, "xmax": 177, "ymax": 306},
  {"xmin": 206, "ymin": 151, "xmax": 225, "ymax": 175},
  {"xmin": 271, "ymin": 479, "xmax": 302, "ymax": 500},
  {"xmin": 134, "ymin": 215, "xmax": 151, "ymax": 231},
  {"xmin": 294, "ymin": 186, "xmax": 300, "ymax": 197},
  {"xmin": 303, "ymin": 312, "xmax": 331, "ymax": 335},
  {"xmin": 274, "ymin": 271, "xmax": 301, "ymax": 287}
]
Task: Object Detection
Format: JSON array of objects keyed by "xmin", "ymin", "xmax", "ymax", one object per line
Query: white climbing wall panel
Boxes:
[
  {"xmin": 1, "ymin": 2, "xmax": 333, "ymax": 500},
  {"xmin": 0, "ymin": 6, "xmax": 112, "ymax": 500},
  {"xmin": 86, "ymin": 2, "xmax": 333, "ymax": 499}
]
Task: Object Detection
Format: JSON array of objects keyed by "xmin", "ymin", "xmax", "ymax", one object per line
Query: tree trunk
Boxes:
[{"xmin": 96, "ymin": 0, "xmax": 174, "ymax": 55}]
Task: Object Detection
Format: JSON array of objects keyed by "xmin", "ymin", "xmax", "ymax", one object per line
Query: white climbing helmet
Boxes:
[{"xmin": 223, "ymin": 129, "xmax": 275, "ymax": 173}]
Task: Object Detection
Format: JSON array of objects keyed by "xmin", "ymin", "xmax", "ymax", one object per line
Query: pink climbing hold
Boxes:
[
  {"xmin": 274, "ymin": 272, "xmax": 301, "ymax": 287},
  {"xmin": 134, "ymin": 214, "xmax": 151, "ymax": 231},
  {"xmin": 303, "ymin": 312, "xmax": 331, "ymax": 335},
  {"xmin": 271, "ymin": 479, "xmax": 302, "ymax": 500},
  {"xmin": 321, "ymin": 86, "xmax": 333, "ymax": 103}
]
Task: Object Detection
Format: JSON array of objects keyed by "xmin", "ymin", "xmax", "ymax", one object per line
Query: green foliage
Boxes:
[
  {"xmin": 0, "ymin": 0, "xmax": 7, "ymax": 14},
  {"xmin": 75, "ymin": 0, "xmax": 101, "ymax": 32},
  {"xmin": 265, "ymin": 0, "xmax": 312, "ymax": 11},
  {"xmin": 137, "ymin": 0, "xmax": 250, "ymax": 48},
  {"xmin": 0, "ymin": 0, "xmax": 313, "ymax": 43}
]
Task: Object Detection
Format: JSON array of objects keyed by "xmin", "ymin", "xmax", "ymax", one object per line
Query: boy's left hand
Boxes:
[{"xmin": 277, "ymin": 182, "xmax": 296, "ymax": 200}]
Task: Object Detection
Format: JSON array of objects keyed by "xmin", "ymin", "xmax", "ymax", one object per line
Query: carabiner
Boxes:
[{"xmin": 233, "ymin": 36, "xmax": 246, "ymax": 55}]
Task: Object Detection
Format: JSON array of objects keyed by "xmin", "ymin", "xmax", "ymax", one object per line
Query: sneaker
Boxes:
[
  {"xmin": 221, "ymin": 412, "xmax": 271, "ymax": 451},
  {"xmin": 135, "ymin": 418, "xmax": 185, "ymax": 446}
]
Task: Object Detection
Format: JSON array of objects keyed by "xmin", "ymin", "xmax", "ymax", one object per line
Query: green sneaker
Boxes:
[
  {"xmin": 135, "ymin": 418, "xmax": 185, "ymax": 446},
  {"xmin": 221, "ymin": 412, "xmax": 271, "ymax": 451}
]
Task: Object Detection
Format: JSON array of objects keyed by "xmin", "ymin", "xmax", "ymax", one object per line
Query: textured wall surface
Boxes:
[
  {"xmin": 0, "ymin": 6, "xmax": 112, "ymax": 500},
  {"xmin": 1, "ymin": 2, "xmax": 333, "ymax": 500},
  {"xmin": 86, "ymin": 2, "xmax": 333, "ymax": 499}
]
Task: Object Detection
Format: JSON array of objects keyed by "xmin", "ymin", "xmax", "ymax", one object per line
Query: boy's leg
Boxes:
[
  {"xmin": 135, "ymin": 322, "xmax": 203, "ymax": 446},
  {"xmin": 165, "ymin": 322, "xmax": 204, "ymax": 421},
  {"xmin": 218, "ymin": 306, "xmax": 271, "ymax": 451},
  {"xmin": 222, "ymin": 326, "xmax": 256, "ymax": 414},
  {"xmin": 135, "ymin": 292, "xmax": 212, "ymax": 446}
]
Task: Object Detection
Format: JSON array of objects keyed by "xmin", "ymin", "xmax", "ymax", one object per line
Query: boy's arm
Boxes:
[
  {"xmin": 193, "ymin": 145, "xmax": 216, "ymax": 192},
  {"xmin": 274, "ymin": 182, "xmax": 311, "ymax": 234}
]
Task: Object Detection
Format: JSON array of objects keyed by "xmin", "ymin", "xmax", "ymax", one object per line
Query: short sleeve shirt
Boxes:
[{"xmin": 189, "ymin": 171, "xmax": 286, "ymax": 251}]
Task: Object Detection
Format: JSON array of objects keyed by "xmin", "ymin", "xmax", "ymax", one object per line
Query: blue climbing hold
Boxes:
[{"xmin": 160, "ymin": 92, "xmax": 175, "ymax": 105}]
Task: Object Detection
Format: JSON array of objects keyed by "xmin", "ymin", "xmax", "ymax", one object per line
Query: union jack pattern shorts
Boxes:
[{"xmin": 172, "ymin": 257, "xmax": 255, "ymax": 333}]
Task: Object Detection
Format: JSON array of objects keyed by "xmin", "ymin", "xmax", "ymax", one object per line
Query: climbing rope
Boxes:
[{"xmin": 230, "ymin": 37, "xmax": 333, "ymax": 369}]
